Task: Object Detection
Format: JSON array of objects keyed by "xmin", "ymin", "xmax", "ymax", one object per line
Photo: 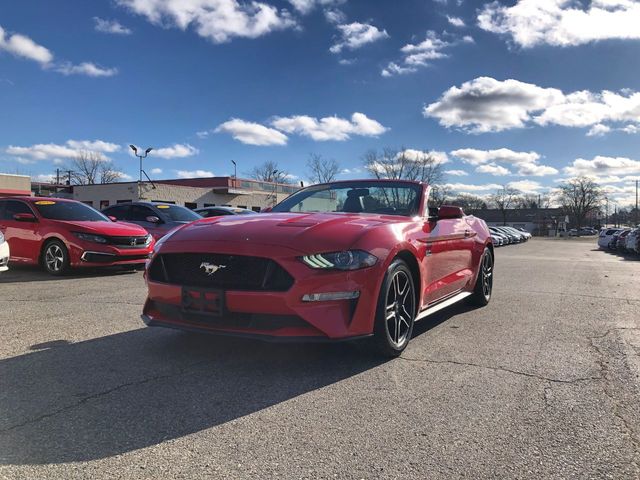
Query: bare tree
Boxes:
[
  {"xmin": 363, "ymin": 147, "xmax": 444, "ymax": 185},
  {"xmin": 306, "ymin": 154, "xmax": 340, "ymax": 184},
  {"xmin": 450, "ymin": 194, "xmax": 487, "ymax": 215},
  {"xmin": 67, "ymin": 150, "xmax": 124, "ymax": 185},
  {"xmin": 489, "ymin": 185, "xmax": 521, "ymax": 225},
  {"xmin": 430, "ymin": 185, "xmax": 452, "ymax": 207},
  {"xmin": 557, "ymin": 176, "xmax": 602, "ymax": 231},
  {"xmin": 246, "ymin": 160, "xmax": 293, "ymax": 184}
]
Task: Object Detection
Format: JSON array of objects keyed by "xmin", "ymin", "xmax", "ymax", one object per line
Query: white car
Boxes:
[
  {"xmin": 0, "ymin": 231, "xmax": 9, "ymax": 272},
  {"xmin": 625, "ymin": 228, "xmax": 639, "ymax": 253},
  {"xmin": 598, "ymin": 228, "xmax": 622, "ymax": 249}
]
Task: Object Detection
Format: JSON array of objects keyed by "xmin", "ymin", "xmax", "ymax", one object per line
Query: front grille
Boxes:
[
  {"xmin": 83, "ymin": 252, "xmax": 149, "ymax": 263},
  {"xmin": 107, "ymin": 236, "xmax": 150, "ymax": 248},
  {"xmin": 149, "ymin": 253, "xmax": 294, "ymax": 291},
  {"xmin": 153, "ymin": 301, "xmax": 307, "ymax": 330}
]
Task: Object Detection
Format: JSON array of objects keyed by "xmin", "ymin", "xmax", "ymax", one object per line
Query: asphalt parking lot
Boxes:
[{"xmin": 0, "ymin": 239, "xmax": 638, "ymax": 479}]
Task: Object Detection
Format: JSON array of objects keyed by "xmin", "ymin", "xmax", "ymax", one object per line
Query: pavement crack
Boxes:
[
  {"xmin": 398, "ymin": 356, "xmax": 601, "ymax": 384},
  {"xmin": 0, "ymin": 360, "xmax": 208, "ymax": 435}
]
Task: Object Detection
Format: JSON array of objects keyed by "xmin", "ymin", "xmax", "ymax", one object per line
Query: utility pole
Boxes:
[
  {"xmin": 129, "ymin": 145, "xmax": 153, "ymax": 200},
  {"xmin": 231, "ymin": 160, "xmax": 237, "ymax": 189},
  {"xmin": 636, "ymin": 180, "xmax": 638, "ymax": 226}
]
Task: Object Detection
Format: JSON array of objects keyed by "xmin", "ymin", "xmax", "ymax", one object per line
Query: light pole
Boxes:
[
  {"xmin": 271, "ymin": 169, "xmax": 278, "ymax": 206},
  {"xmin": 129, "ymin": 145, "xmax": 153, "ymax": 200},
  {"xmin": 231, "ymin": 160, "xmax": 237, "ymax": 188}
]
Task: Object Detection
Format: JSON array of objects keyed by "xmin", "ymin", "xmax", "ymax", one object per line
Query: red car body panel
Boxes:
[
  {"xmin": 0, "ymin": 197, "xmax": 155, "ymax": 268},
  {"xmin": 142, "ymin": 181, "xmax": 492, "ymax": 341}
]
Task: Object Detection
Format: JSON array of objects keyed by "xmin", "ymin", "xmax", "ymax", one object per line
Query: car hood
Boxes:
[
  {"xmin": 56, "ymin": 220, "xmax": 149, "ymax": 236},
  {"xmin": 163, "ymin": 212, "xmax": 404, "ymax": 253}
]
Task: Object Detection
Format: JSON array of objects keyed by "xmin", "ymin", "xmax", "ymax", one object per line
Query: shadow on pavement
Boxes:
[
  {"xmin": 0, "ymin": 265, "xmax": 140, "ymax": 283},
  {"xmin": 0, "ymin": 297, "xmax": 469, "ymax": 465}
]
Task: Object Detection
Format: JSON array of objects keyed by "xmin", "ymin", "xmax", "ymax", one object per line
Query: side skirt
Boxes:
[{"xmin": 415, "ymin": 291, "xmax": 472, "ymax": 322}]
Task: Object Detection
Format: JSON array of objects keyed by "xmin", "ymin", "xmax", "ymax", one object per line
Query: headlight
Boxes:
[
  {"xmin": 73, "ymin": 232, "xmax": 108, "ymax": 244},
  {"xmin": 144, "ymin": 234, "xmax": 152, "ymax": 246},
  {"xmin": 301, "ymin": 250, "xmax": 377, "ymax": 270}
]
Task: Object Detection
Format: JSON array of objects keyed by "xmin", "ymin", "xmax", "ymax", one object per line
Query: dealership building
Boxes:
[{"xmin": 71, "ymin": 177, "xmax": 300, "ymax": 211}]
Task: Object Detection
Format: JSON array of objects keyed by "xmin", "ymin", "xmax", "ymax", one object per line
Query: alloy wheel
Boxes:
[
  {"xmin": 481, "ymin": 252, "xmax": 493, "ymax": 300},
  {"xmin": 384, "ymin": 270, "xmax": 415, "ymax": 347},
  {"xmin": 45, "ymin": 244, "xmax": 65, "ymax": 272}
]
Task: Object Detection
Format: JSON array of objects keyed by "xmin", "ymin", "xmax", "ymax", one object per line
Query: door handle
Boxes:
[{"xmin": 464, "ymin": 229, "xmax": 471, "ymax": 237}]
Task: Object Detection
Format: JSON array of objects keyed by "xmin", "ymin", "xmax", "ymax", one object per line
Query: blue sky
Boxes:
[{"xmin": 1, "ymin": 0, "xmax": 640, "ymax": 206}]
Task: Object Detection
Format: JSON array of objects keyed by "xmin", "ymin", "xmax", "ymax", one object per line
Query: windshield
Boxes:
[
  {"xmin": 156, "ymin": 204, "xmax": 201, "ymax": 222},
  {"xmin": 33, "ymin": 200, "xmax": 109, "ymax": 222},
  {"xmin": 272, "ymin": 181, "xmax": 422, "ymax": 217}
]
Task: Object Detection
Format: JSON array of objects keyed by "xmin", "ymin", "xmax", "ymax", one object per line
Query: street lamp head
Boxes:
[
  {"xmin": 145, "ymin": 147, "xmax": 153, "ymax": 154},
  {"xmin": 129, "ymin": 144, "xmax": 138, "ymax": 155}
]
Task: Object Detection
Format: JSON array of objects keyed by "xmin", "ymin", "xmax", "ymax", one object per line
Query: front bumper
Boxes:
[
  {"xmin": 142, "ymin": 241, "xmax": 386, "ymax": 340},
  {"xmin": 68, "ymin": 239, "xmax": 154, "ymax": 267}
]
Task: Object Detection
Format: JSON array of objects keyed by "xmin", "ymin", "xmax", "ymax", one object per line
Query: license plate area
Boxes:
[{"xmin": 181, "ymin": 287, "xmax": 224, "ymax": 316}]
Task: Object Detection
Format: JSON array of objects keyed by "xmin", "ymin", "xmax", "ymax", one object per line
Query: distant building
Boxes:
[
  {"xmin": 0, "ymin": 174, "xmax": 31, "ymax": 197},
  {"xmin": 71, "ymin": 176, "xmax": 300, "ymax": 211}
]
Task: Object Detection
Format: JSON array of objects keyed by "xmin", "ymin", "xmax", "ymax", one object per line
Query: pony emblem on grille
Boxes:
[{"xmin": 199, "ymin": 262, "xmax": 226, "ymax": 275}]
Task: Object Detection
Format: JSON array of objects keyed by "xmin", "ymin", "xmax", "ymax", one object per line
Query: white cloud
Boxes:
[
  {"xmin": 288, "ymin": 0, "xmax": 344, "ymax": 14},
  {"xmin": 324, "ymin": 8, "xmax": 346, "ymax": 24},
  {"xmin": 446, "ymin": 182, "xmax": 503, "ymax": 192},
  {"xmin": 272, "ymin": 112, "xmax": 387, "ymax": 141},
  {"xmin": 621, "ymin": 124, "xmax": 640, "ymax": 134},
  {"xmin": 447, "ymin": 16, "xmax": 465, "ymax": 27},
  {"xmin": 152, "ymin": 143, "xmax": 199, "ymax": 159},
  {"xmin": 176, "ymin": 170, "xmax": 214, "ymax": 178},
  {"xmin": 478, "ymin": 0, "xmax": 640, "ymax": 48},
  {"xmin": 564, "ymin": 155, "xmax": 640, "ymax": 176},
  {"xmin": 5, "ymin": 139, "xmax": 118, "ymax": 161},
  {"xmin": 382, "ymin": 31, "xmax": 473, "ymax": 77},
  {"xmin": 55, "ymin": 62, "xmax": 118, "ymax": 77},
  {"xmin": 476, "ymin": 163, "xmax": 510, "ymax": 176},
  {"xmin": 330, "ymin": 22, "xmax": 389, "ymax": 53},
  {"xmin": 402, "ymin": 149, "xmax": 449, "ymax": 165},
  {"xmin": 32, "ymin": 174, "xmax": 57, "ymax": 183},
  {"xmin": 215, "ymin": 119, "xmax": 288, "ymax": 145},
  {"xmin": 425, "ymin": 76, "xmax": 640, "ymax": 134},
  {"xmin": 150, "ymin": 167, "xmax": 163, "ymax": 174},
  {"xmin": 117, "ymin": 0, "xmax": 296, "ymax": 43},
  {"xmin": 0, "ymin": 25, "xmax": 53, "ymax": 64},
  {"xmin": 94, "ymin": 17, "xmax": 132, "ymax": 35},
  {"xmin": 445, "ymin": 169, "xmax": 468, "ymax": 176},
  {"xmin": 451, "ymin": 147, "xmax": 558, "ymax": 177},
  {"xmin": 507, "ymin": 179, "xmax": 543, "ymax": 194},
  {"xmin": 586, "ymin": 123, "xmax": 611, "ymax": 136}
]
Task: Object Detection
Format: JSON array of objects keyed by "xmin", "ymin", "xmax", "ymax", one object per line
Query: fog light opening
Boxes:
[{"xmin": 302, "ymin": 291, "xmax": 360, "ymax": 302}]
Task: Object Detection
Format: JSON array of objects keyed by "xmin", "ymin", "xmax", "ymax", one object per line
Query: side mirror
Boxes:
[
  {"xmin": 13, "ymin": 213, "xmax": 37, "ymax": 222},
  {"xmin": 261, "ymin": 206, "xmax": 273, "ymax": 213},
  {"xmin": 146, "ymin": 216, "xmax": 161, "ymax": 224},
  {"xmin": 108, "ymin": 215, "xmax": 117, "ymax": 222},
  {"xmin": 437, "ymin": 205, "xmax": 464, "ymax": 220}
]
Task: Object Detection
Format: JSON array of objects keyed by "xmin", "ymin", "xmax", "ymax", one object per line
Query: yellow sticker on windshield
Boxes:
[
  {"xmin": 157, "ymin": 205, "xmax": 170, "ymax": 209},
  {"xmin": 35, "ymin": 201, "xmax": 56, "ymax": 205}
]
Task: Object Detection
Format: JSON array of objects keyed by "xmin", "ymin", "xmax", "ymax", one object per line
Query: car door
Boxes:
[
  {"xmin": 420, "ymin": 207, "xmax": 474, "ymax": 304},
  {"xmin": 0, "ymin": 200, "xmax": 40, "ymax": 261}
]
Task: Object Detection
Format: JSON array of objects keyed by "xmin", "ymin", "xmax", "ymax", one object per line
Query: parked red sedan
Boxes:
[
  {"xmin": 142, "ymin": 179, "xmax": 493, "ymax": 356},
  {"xmin": 0, "ymin": 197, "xmax": 154, "ymax": 275}
]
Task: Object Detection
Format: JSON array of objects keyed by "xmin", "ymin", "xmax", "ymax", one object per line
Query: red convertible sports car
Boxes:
[
  {"xmin": 142, "ymin": 180, "xmax": 493, "ymax": 356},
  {"xmin": 0, "ymin": 197, "xmax": 154, "ymax": 275}
]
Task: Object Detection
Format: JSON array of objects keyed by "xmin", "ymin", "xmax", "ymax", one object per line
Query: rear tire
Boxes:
[
  {"xmin": 469, "ymin": 247, "xmax": 493, "ymax": 307},
  {"xmin": 42, "ymin": 240, "xmax": 70, "ymax": 276},
  {"xmin": 371, "ymin": 259, "xmax": 416, "ymax": 357}
]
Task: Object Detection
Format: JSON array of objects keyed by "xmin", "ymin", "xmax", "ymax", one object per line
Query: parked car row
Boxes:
[
  {"xmin": 0, "ymin": 198, "xmax": 259, "ymax": 275},
  {"xmin": 598, "ymin": 227, "xmax": 640, "ymax": 254},
  {"xmin": 488, "ymin": 226, "xmax": 532, "ymax": 246}
]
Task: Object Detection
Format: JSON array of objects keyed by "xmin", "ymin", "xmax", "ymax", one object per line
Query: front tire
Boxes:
[
  {"xmin": 469, "ymin": 247, "xmax": 493, "ymax": 306},
  {"xmin": 42, "ymin": 240, "xmax": 70, "ymax": 276},
  {"xmin": 371, "ymin": 259, "xmax": 416, "ymax": 357}
]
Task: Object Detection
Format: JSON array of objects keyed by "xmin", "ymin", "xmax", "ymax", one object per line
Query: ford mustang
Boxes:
[
  {"xmin": 0, "ymin": 197, "xmax": 154, "ymax": 275},
  {"xmin": 142, "ymin": 180, "xmax": 494, "ymax": 356}
]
